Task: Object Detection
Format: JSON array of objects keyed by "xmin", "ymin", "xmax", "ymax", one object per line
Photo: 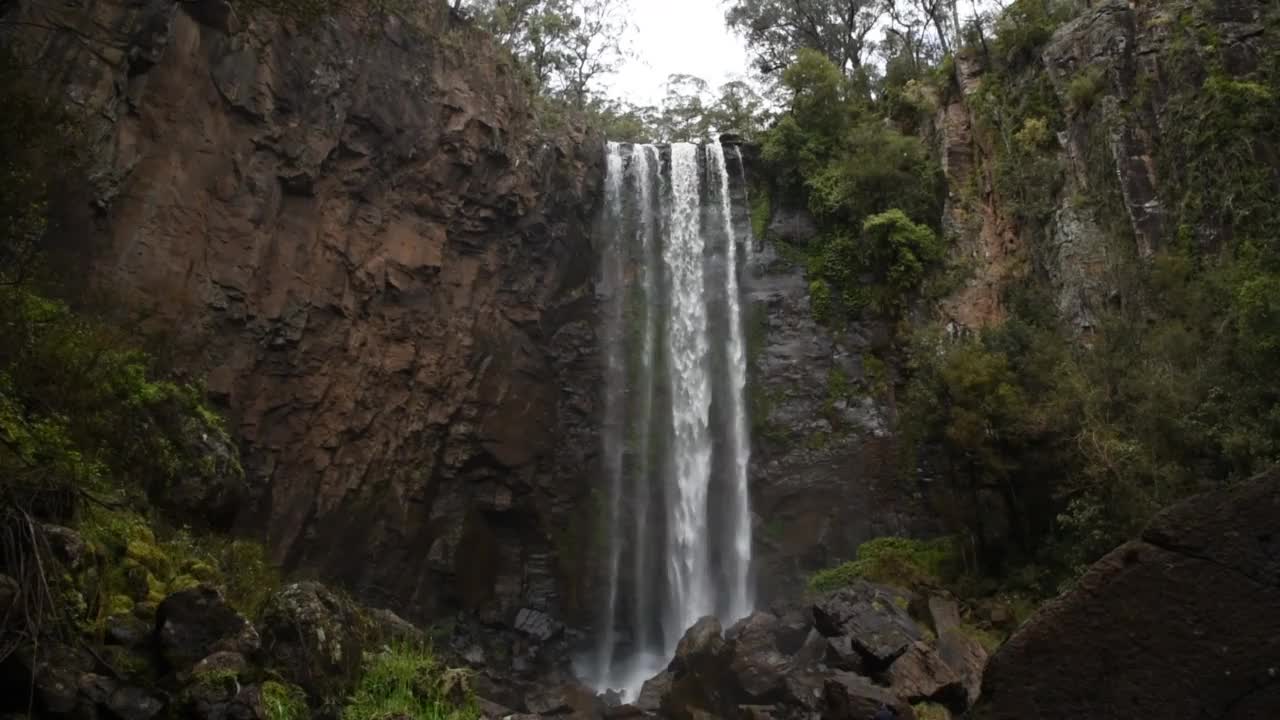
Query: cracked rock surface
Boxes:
[{"xmin": 976, "ymin": 468, "xmax": 1280, "ymax": 719}]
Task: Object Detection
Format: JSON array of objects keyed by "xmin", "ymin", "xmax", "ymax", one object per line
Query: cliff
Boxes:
[{"xmin": 4, "ymin": 0, "xmax": 604, "ymax": 626}]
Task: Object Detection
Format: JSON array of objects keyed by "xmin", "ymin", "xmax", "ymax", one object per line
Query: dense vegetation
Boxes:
[
  {"xmin": 0, "ymin": 46, "xmax": 474, "ymax": 719},
  {"xmin": 705, "ymin": 0, "xmax": 1280, "ymax": 602}
]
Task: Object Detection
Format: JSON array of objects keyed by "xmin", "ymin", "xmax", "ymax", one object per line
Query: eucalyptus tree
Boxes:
[{"xmin": 724, "ymin": 0, "xmax": 885, "ymax": 79}]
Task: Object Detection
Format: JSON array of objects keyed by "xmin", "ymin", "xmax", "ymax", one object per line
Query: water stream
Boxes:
[{"xmin": 589, "ymin": 141, "xmax": 755, "ymax": 699}]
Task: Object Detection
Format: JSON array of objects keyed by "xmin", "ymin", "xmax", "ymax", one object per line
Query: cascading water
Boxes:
[{"xmin": 588, "ymin": 141, "xmax": 755, "ymax": 699}]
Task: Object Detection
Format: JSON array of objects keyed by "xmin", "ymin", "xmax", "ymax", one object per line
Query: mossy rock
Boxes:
[
  {"xmin": 126, "ymin": 539, "xmax": 172, "ymax": 577},
  {"xmin": 259, "ymin": 582, "xmax": 373, "ymax": 701},
  {"xmin": 123, "ymin": 559, "xmax": 168, "ymax": 604},
  {"xmin": 169, "ymin": 574, "xmax": 202, "ymax": 594},
  {"xmin": 180, "ymin": 560, "xmax": 219, "ymax": 583},
  {"xmin": 107, "ymin": 594, "xmax": 135, "ymax": 617}
]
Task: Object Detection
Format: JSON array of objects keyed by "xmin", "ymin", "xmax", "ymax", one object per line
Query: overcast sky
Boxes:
[{"xmin": 604, "ymin": 0, "xmax": 753, "ymax": 106}]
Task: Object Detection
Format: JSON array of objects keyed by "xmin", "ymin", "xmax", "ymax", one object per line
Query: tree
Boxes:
[
  {"xmin": 560, "ymin": 0, "xmax": 630, "ymax": 110},
  {"xmin": 462, "ymin": 0, "xmax": 631, "ymax": 108},
  {"xmin": 725, "ymin": 0, "xmax": 884, "ymax": 80},
  {"xmin": 712, "ymin": 80, "xmax": 768, "ymax": 137}
]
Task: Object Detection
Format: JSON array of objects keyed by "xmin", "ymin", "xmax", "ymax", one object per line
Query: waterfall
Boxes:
[
  {"xmin": 589, "ymin": 141, "xmax": 754, "ymax": 699},
  {"xmin": 707, "ymin": 144, "xmax": 753, "ymax": 620}
]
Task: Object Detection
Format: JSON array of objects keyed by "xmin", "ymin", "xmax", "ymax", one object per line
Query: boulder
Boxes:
[
  {"xmin": 13, "ymin": 642, "xmax": 95, "ymax": 715},
  {"xmin": 934, "ymin": 627, "xmax": 986, "ymax": 707},
  {"xmin": 43, "ymin": 524, "xmax": 88, "ymax": 570},
  {"xmin": 812, "ymin": 582, "xmax": 922, "ymax": 669},
  {"xmin": 514, "ymin": 607, "xmax": 564, "ymax": 643},
  {"xmin": 884, "ymin": 641, "xmax": 967, "ymax": 711},
  {"xmin": 107, "ymin": 686, "xmax": 165, "ymax": 720},
  {"xmin": 823, "ymin": 672, "xmax": 915, "ymax": 720},
  {"xmin": 156, "ymin": 586, "xmax": 259, "ymax": 671},
  {"xmin": 824, "ymin": 636, "xmax": 864, "ymax": 673},
  {"xmin": 662, "ymin": 617, "xmax": 734, "ymax": 720},
  {"xmin": 726, "ymin": 612, "xmax": 792, "ymax": 702},
  {"xmin": 977, "ymin": 468, "xmax": 1280, "ymax": 719},
  {"xmin": 635, "ymin": 671, "xmax": 672, "ymax": 712},
  {"xmin": 258, "ymin": 582, "xmax": 370, "ymax": 699},
  {"xmin": 193, "ymin": 651, "xmax": 250, "ymax": 677},
  {"xmin": 106, "ymin": 614, "xmax": 152, "ymax": 648}
]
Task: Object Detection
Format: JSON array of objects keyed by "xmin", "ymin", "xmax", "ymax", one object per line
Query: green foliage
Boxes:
[
  {"xmin": 807, "ymin": 210, "xmax": 943, "ymax": 320},
  {"xmin": 76, "ymin": 506, "xmax": 280, "ymax": 628},
  {"xmin": 343, "ymin": 644, "xmax": 477, "ymax": 720},
  {"xmin": 913, "ymin": 702, "xmax": 951, "ymax": 720},
  {"xmin": 0, "ymin": 287, "xmax": 236, "ymax": 514},
  {"xmin": 990, "ymin": 0, "xmax": 1077, "ymax": 67},
  {"xmin": 808, "ymin": 536, "xmax": 957, "ymax": 592},
  {"xmin": 262, "ymin": 681, "xmax": 311, "ymax": 720},
  {"xmin": 1066, "ymin": 66, "xmax": 1106, "ymax": 113},
  {"xmin": 760, "ymin": 48, "xmax": 945, "ymax": 326}
]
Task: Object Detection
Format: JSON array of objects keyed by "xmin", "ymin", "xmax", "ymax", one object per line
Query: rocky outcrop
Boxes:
[
  {"xmin": 640, "ymin": 581, "xmax": 987, "ymax": 720},
  {"xmin": 937, "ymin": 0, "xmax": 1273, "ymax": 334},
  {"xmin": 975, "ymin": 469, "xmax": 1280, "ymax": 719},
  {"xmin": 3, "ymin": 0, "xmax": 603, "ymax": 626},
  {"xmin": 743, "ymin": 190, "xmax": 943, "ymax": 603}
]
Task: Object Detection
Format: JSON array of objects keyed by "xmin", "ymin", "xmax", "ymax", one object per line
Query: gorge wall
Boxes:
[{"xmin": 5, "ymin": 0, "xmax": 604, "ymax": 627}]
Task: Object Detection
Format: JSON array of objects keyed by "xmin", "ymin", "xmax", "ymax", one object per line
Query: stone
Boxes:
[
  {"xmin": 823, "ymin": 634, "xmax": 863, "ymax": 674},
  {"xmin": 43, "ymin": 524, "xmax": 88, "ymax": 570},
  {"xmin": 78, "ymin": 673, "xmax": 119, "ymax": 706},
  {"xmin": 106, "ymin": 614, "xmax": 152, "ymax": 648},
  {"xmin": 812, "ymin": 583, "xmax": 923, "ymax": 669},
  {"xmin": 926, "ymin": 597, "xmax": 961, "ymax": 636},
  {"xmin": 513, "ymin": 607, "xmax": 564, "ymax": 642},
  {"xmin": 662, "ymin": 617, "xmax": 734, "ymax": 720},
  {"xmin": 368, "ymin": 607, "xmax": 424, "ymax": 643},
  {"xmin": 156, "ymin": 586, "xmax": 259, "ymax": 671},
  {"xmin": 885, "ymin": 641, "xmax": 967, "ymax": 711},
  {"xmin": 193, "ymin": 651, "xmax": 250, "ymax": 677},
  {"xmin": 823, "ymin": 672, "xmax": 915, "ymax": 720},
  {"xmin": 107, "ymin": 686, "xmax": 165, "ymax": 720},
  {"xmin": 934, "ymin": 628, "xmax": 987, "ymax": 707},
  {"xmin": 523, "ymin": 681, "xmax": 599, "ymax": 718},
  {"xmin": 258, "ymin": 582, "xmax": 369, "ymax": 699},
  {"xmin": 635, "ymin": 671, "xmax": 672, "ymax": 712},
  {"xmin": 14, "ymin": 643, "xmax": 95, "ymax": 715},
  {"xmin": 727, "ymin": 612, "xmax": 791, "ymax": 702},
  {"xmin": 976, "ymin": 469, "xmax": 1280, "ymax": 719},
  {"xmin": 164, "ymin": 417, "xmax": 247, "ymax": 530}
]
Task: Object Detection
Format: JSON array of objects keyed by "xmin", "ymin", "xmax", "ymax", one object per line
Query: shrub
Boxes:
[
  {"xmin": 262, "ymin": 681, "xmax": 310, "ymax": 720},
  {"xmin": 1066, "ymin": 66, "xmax": 1107, "ymax": 112},
  {"xmin": 343, "ymin": 644, "xmax": 477, "ymax": 720},
  {"xmin": 808, "ymin": 536, "xmax": 958, "ymax": 592}
]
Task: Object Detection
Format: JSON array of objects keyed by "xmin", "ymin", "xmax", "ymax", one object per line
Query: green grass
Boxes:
[
  {"xmin": 343, "ymin": 644, "xmax": 478, "ymax": 720},
  {"xmin": 262, "ymin": 681, "xmax": 310, "ymax": 720}
]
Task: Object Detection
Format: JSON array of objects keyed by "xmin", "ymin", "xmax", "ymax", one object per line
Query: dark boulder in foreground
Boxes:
[
  {"xmin": 647, "ymin": 582, "xmax": 982, "ymax": 720},
  {"xmin": 976, "ymin": 468, "xmax": 1280, "ymax": 719}
]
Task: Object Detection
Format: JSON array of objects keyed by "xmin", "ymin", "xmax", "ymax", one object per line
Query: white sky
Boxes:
[{"xmin": 604, "ymin": 0, "xmax": 753, "ymax": 106}]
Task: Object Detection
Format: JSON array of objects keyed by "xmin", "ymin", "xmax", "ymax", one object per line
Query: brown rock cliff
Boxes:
[{"xmin": 4, "ymin": 0, "xmax": 604, "ymax": 625}]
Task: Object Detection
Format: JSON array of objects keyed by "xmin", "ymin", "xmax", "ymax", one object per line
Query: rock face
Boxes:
[
  {"xmin": 976, "ymin": 469, "xmax": 1280, "ymax": 719},
  {"xmin": 937, "ymin": 0, "xmax": 1273, "ymax": 335},
  {"xmin": 742, "ymin": 188, "xmax": 943, "ymax": 604},
  {"xmin": 3, "ymin": 0, "xmax": 603, "ymax": 625}
]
